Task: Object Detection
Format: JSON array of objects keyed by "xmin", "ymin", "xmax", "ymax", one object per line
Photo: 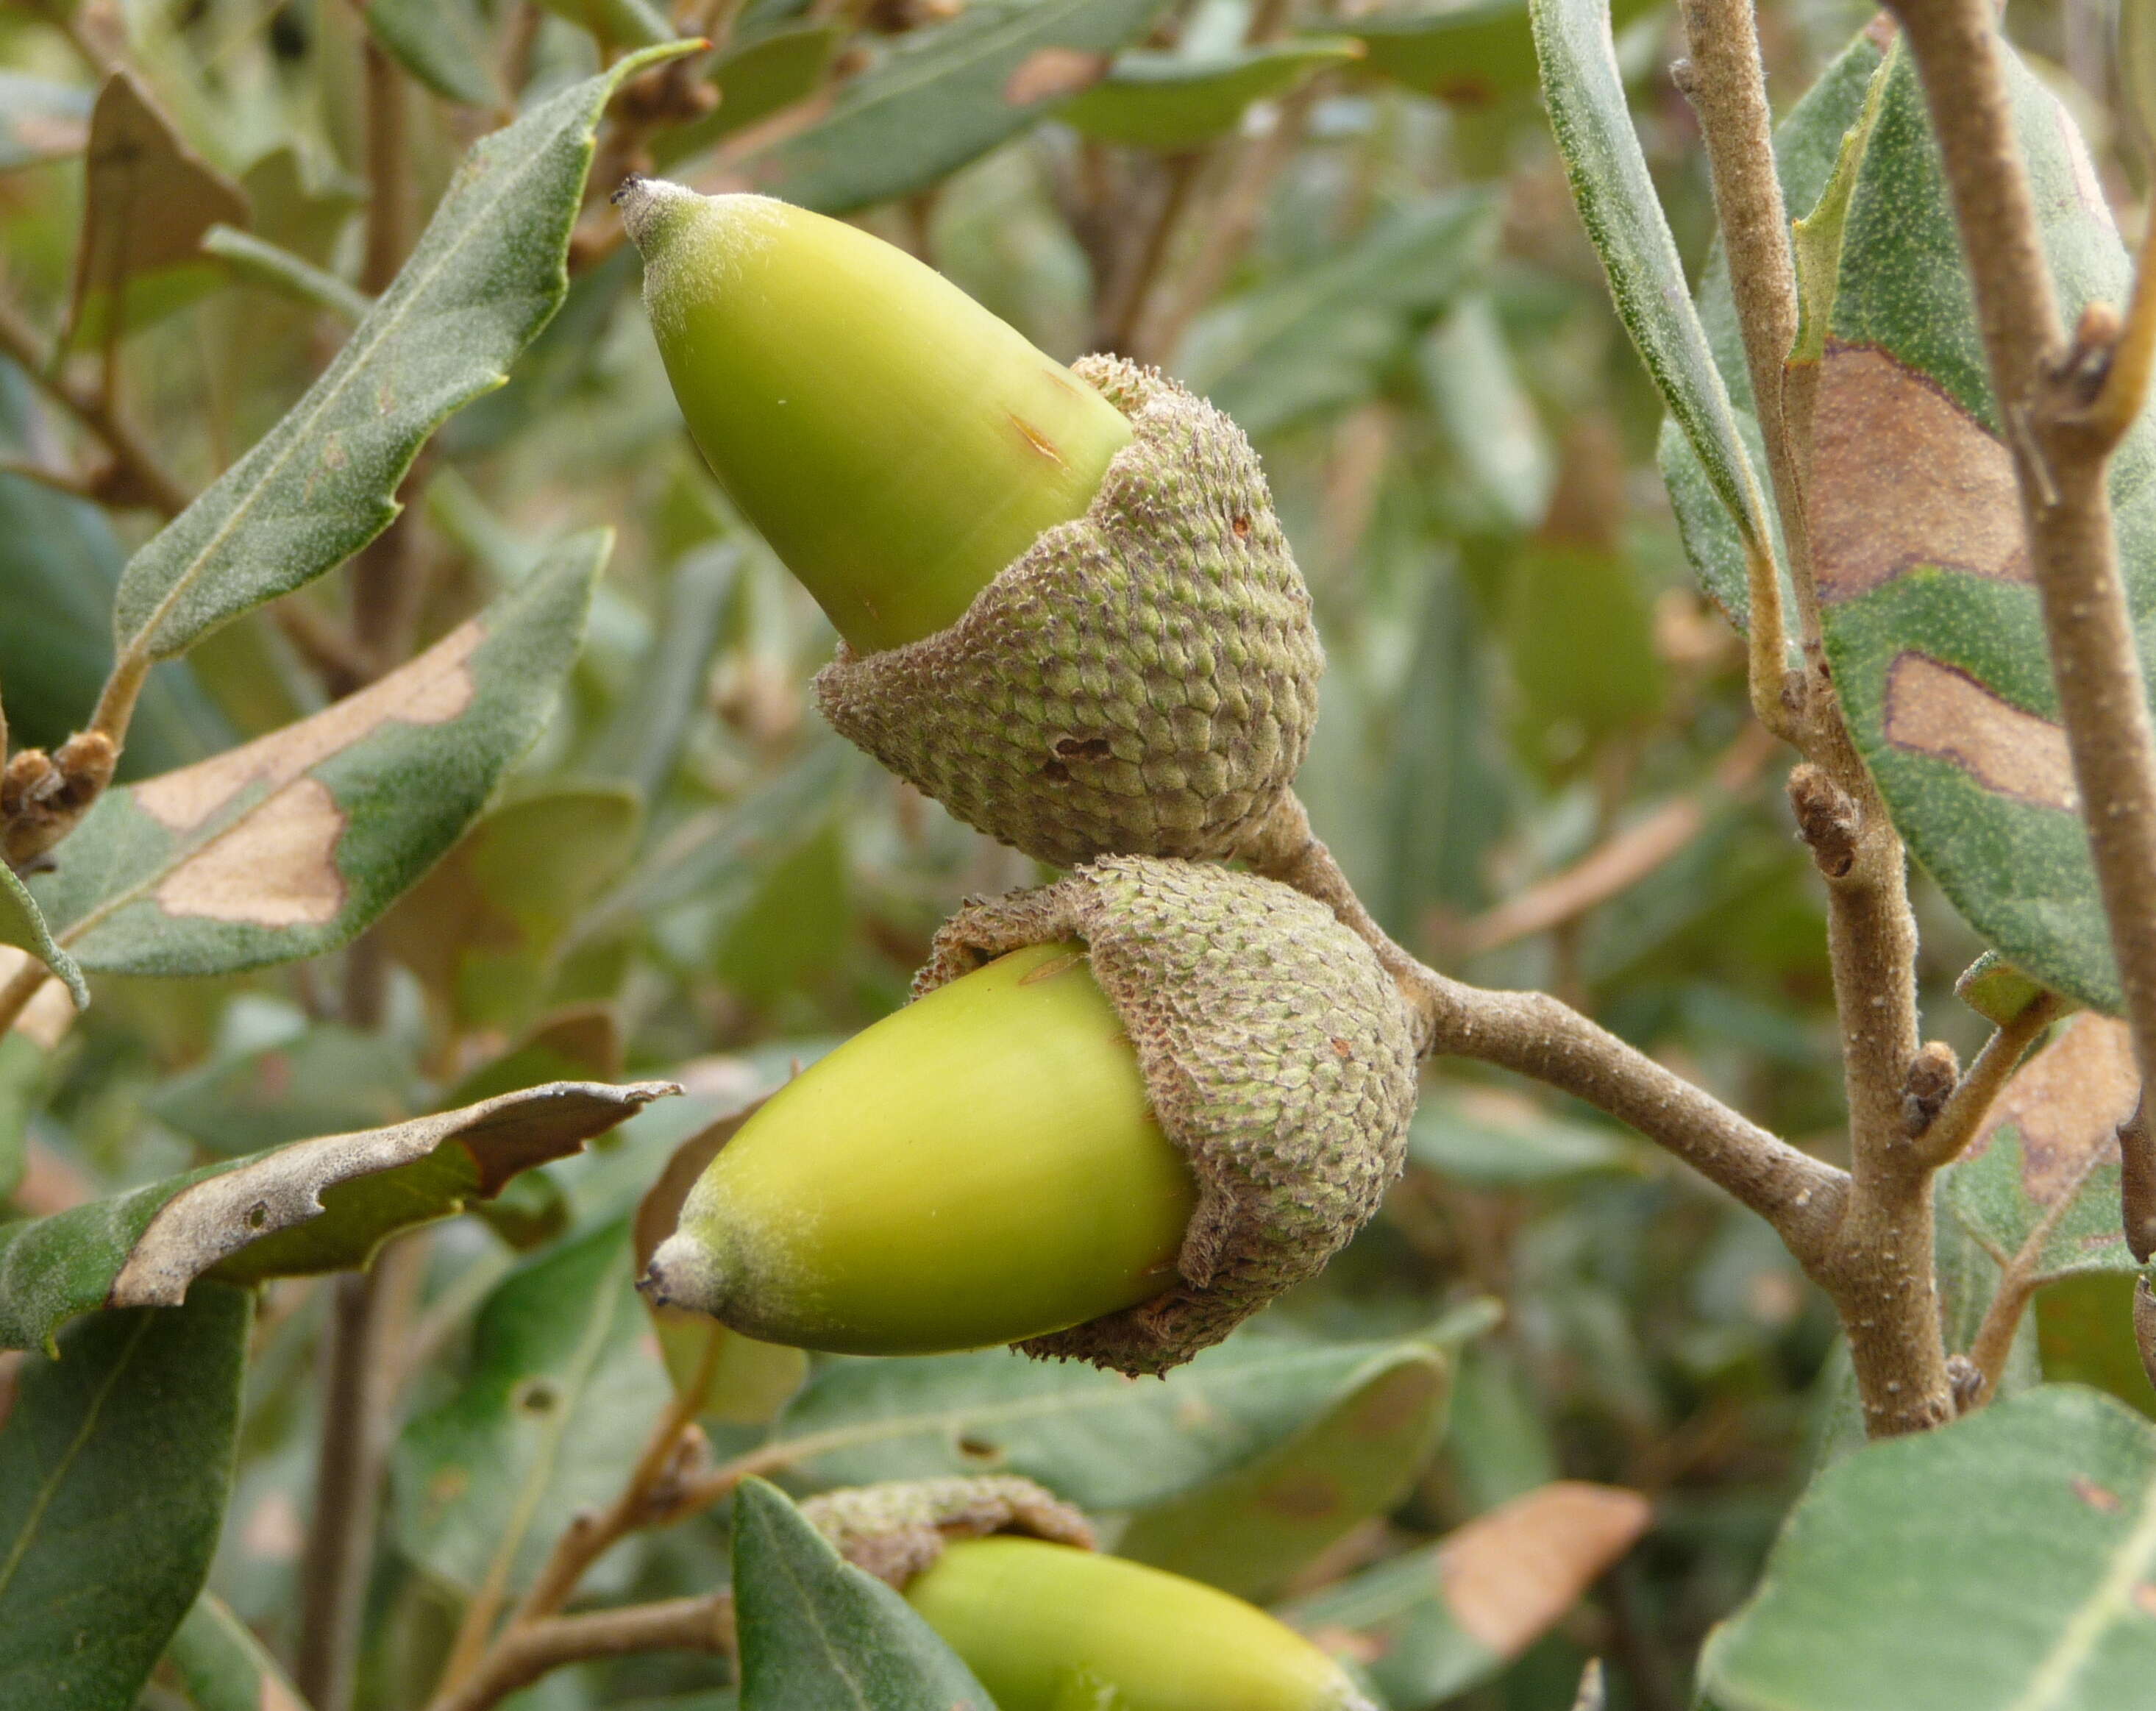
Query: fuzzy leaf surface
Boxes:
[
  {"xmin": 1529, "ymin": 0, "xmax": 1765, "ymax": 548},
  {"xmin": 0, "ymin": 1284, "xmax": 250, "ymax": 1711},
  {"xmin": 108, "ymin": 45, "xmax": 688, "ymax": 661},
  {"xmin": 1704, "ymin": 1387, "xmax": 2156, "ymax": 1710},
  {"xmin": 32, "ymin": 532, "xmax": 605, "ymax": 977},
  {"xmin": 0, "ymin": 869, "xmax": 87, "ymax": 1009},
  {"xmin": 0, "ymin": 1078, "xmax": 673, "ymax": 1351},
  {"xmin": 731, "ymin": 1478, "xmax": 994, "ymax": 1711}
]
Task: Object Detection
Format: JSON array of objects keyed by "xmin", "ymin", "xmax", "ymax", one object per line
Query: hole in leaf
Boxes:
[
  {"xmin": 516, "ymin": 1379, "xmax": 563, "ymax": 1417},
  {"xmin": 246, "ymin": 1200, "xmax": 270, "ymax": 1230},
  {"xmin": 956, "ymin": 1435, "xmax": 1004, "ymax": 1465}
]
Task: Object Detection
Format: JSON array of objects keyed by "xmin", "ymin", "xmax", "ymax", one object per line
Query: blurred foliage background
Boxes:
[{"xmin": 1, "ymin": 0, "xmax": 2148, "ymax": 1705}]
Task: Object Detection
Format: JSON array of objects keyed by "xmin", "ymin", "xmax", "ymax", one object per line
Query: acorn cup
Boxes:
[
  {"xmin": 641, "ymin": 858, "xmax": 1420, "ymax": 1376},
  {"xmin": 619, "ymin": 177, "xmax": 1323, "ymax": 869},
  {"xmin": 798, "ymin": 1476, "xmax": 1379, "ymax": 1711}
]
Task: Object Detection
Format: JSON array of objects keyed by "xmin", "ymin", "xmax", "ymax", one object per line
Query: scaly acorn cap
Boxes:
[
  {"xmin": 799, "ymin": 1475, "xmax": 1095, "ymax": 1588},
  {"xmin": 819, "ymin": 355, "xmax": 1324, "ymax": 868},
  {"xmin": 917, "ymin": 856, "xmax": 1420, "ymax": 1375},
  {"xmin": 800, "ymin": 1477, "xmax": 1377, "ymax": 1711}
]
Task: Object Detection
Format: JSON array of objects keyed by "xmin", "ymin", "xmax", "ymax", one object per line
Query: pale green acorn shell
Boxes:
[
  {"xmin": 816, "ymin": 356, "xmax": 1323, "ymax": 869},
  {"xmin": 916, "ymin": 858, "xmax": 1420, "ymax": 1376},
  {"xmin": 799, "ymin": 1476, "xmax": 1095, "ymax": 1587}
]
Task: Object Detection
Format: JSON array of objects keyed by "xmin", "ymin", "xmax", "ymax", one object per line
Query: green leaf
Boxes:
[
  {"xmin": 32, "ymin": 532, "xmax": 607, "ymax": 977},
  {"xmin": 1178, "ymin": 191, "xmax": 1499, "ymax": 435},
  {"xmin": 0, "ymin": 1283, "xmax": 250, "ymax": 1711},
  {"xmin": 1114, "ymin": 1340, "xmax": 1449, "ymax": 1599},
  {"xmin": 1946, "ymin": 1014, "xmax": 2141, "ymax": 1282},
  {"xmin": 108, "ymin": 43, "xmax": 691, "ymax": 664},
  {"xmin": 1957, "ymin": 950, "xmax": 2063, "ymax": 1028},
  {"xmin": 393, "ymin": 1217, "xmax": 672, "ymax": 1597},
  {"xmin": 0, "ymin": 1078, "xmax": 674, "ymax": 1351},
  {"xmin": 741, "ymin": 0, "xmax": 1170, "ymax": 214},
  {"xmin": 1704, "ymin": 1387, "xmax": 2156, "ymax": 1711},
  {"xmin": 1529, "ymin": 0, "xmax": 1767, "ymax": 551},
  {"xmin": 378, "ymin": 784, "xmax": 642, "ymax": 1034},
  {"xmin": 0, "ymin": 871, "xmax": 88, "ymax": 1010},
  {"xmin": 148, "ymin": 1022, "xmax": 419, "ymax": 1157},
  {"xmin": 2036, "ymin": 1273, "xmax": 2156, "ymax": 1421},
  {"xmin": 771, "ymin": 1330, "xmax": 1456, "ymax": 1512},
  {"xmin": 1501, "ymin": 539, "xmax": 1664, "ymax": 770},
  {"xmin": 1282, "ymin": 1481, "xmax": 1651, "ymax": 1708},
  {"xmin": 367, "ymin": 0, "xmax": 499, "ymax": 107},
  {"xmin": 730, "ymin": 1478, "xmax": 995, "ymax": 1711},
  {"xmin": 66, "ymin": 71, "xmax": 251, "ymax": 349},
  {"xmin": 1061, "ymin": 39, "xmax": 1364, "ymax": 152},
  {"xmin": 0, "ymin": 1030, "xmax": 56, "ymax": 1202},
  {"xmin": 1657, "ymin": 24, "xmax": 1885, "ymax": 635},
  {"xmin": 0, "ymin": 72, "xmax": 90, "ymax": 171},
  {"xmin": 538, "ymin": 0, "xmax": 675, "ymax": 51},
  {"xmin": 1418, "ymin": 295, "xmax": 1554, "ymax": 533},
  {"xmin": 1407, "ymin": 1086, "xmax": 1638, "ymax": 1187},
  {"xmin": 161, "ymin": 1592, "xmax": 312, "ymax": 1711},
  {"xmin": 1806, "ymin": 38, "xmax": 2155, "ymax": 1014}
]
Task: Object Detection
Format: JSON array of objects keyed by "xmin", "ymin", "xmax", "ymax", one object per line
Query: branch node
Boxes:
[
  {"xmin": 1787, "ymin": 763, "xmax": 1859, "ymax": 879},
  {"xmin": 1946, "ymin": 1353, "xmax": 1985, "ymax": 1413},
  {"xmin": 1899, "ymin": 1040, "xmax": 1960, "ymax": 1136}
]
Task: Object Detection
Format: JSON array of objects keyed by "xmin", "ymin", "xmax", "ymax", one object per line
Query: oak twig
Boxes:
[
  {"xmin": 0, "ymin": 293, "xmax": 188, "ymax": 519},
  {"xmin": 1964, "ymin": 1133, "xmax": 2112, "ymax": 1395},
  {"xmin": 426, "ymin": 1596, "xmax": 733, "ymax": 1711},
  {"xmin": 1913, "ymin": 995, "xmax": 2064, "ymax": 1170},
  {"xmin": 1242, "ymin": 793, "xmax": 1851, "ymax": 1263}
]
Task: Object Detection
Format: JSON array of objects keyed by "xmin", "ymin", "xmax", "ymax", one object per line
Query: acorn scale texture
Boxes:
[
  {"xmin": 816, "ymin": 357, "xmax": 1323, "ymax": 868},
  {"xmin": 800, "ymin": 1476, "xmax": 1095, "ymax": 1587},
  {"xmin": 917, "ymin": 857, "xmax": 1420, "ymax": 1375}
]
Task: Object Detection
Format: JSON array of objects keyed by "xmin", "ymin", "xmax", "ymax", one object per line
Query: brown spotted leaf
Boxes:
[
  {"xmin": 1946, "ymin": 1014, "xmax": 2142, "ymax": 1281},
  {"xmin": 737, "ymin": 0, "xmax": 1170, "ymax": 213},
  {"xmin": 0, "ymin": 1075, "xmax": 675, "ymax": 1351},
  {"xmin": 1284, "ymin": 1481, "xmax": 1651, "ymax": 1706},
  {"xmin": 28, "ymin": 532, "xmax": 605, "ymax": 978},
  {"xmin": 1665, "ymin": 32, "xmax": 2153, "ymax": 1014},
  {"xmin": 1702, "ymin": 1387, "xmax": 2156, "ymax": 1711},
  {"xmin": 65, "ymin": 71, "xmax": 249, "ymax": 349}
]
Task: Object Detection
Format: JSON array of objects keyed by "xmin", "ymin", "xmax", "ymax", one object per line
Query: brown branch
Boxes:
[
  {"xmin": 0, "ymin": 291, "xmax": 187, "ymax": 519},
  {"xmin": 1885, "ymin": 0, "xmax": 2156, "ymax": 1162},
  {"xmin": 0, "ymin": 960, "xmax": 51, "ymax": 1041},
  {"xmin": 1453, "ymin": 723, "xmax": 1777, "ymax": 956},
  {"xmin": 1241, "ymin": 793, "xmax": 1851, "ymax": 1262},
  {"xmin": 296, "ymin": 1236, "xmax": 430, "ymax": 1711},
  {"xmin": 1096, "ymin": 152, "xmax": 1203, "ymax": 358},
  {"xmin": 425, "ymin": 1596, "xmax": 733, "ymax": 1711}
]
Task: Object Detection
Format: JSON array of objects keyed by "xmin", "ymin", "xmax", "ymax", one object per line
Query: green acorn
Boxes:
[
  {"xmin": 800, "ymin": 1476, "xmax": 1377, "ymax": 1711},
  {"xmin": 641, "ymin": 858, "xmax": 1419, "ymax": 1375},
  {"xmin": 620, "ymin": 178, "xmax": 1323, "ymax": 869}
]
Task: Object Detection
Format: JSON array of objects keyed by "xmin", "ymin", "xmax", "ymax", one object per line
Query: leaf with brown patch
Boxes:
[
  {"xmin": 0, "ymin": 1076, "xmax": 676, "ymax": 1351},
  {"xmin": 65, "ymin": 71, "xmax": 249, "ymax": 349},
  {"xmin": 1947, "ymin": 1014, "xmax": 2143, "ymax": 1281},
  {"xmin": 1283, "ymin": 1481, "xmax": 1650, "ymax": 1707},
  {"xmin": 26, "ymin": 533, "xmax": 605, "ymax": 979}
]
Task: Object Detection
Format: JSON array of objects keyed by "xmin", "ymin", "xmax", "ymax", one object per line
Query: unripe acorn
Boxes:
[
  {"xmin": 800, "ymin": 1476, "xmax": 1376, "ymax": 1711},
  {"xmin": 619, "ymin": 177, "xmax": 1323, "ymax": 869},
  {"xmin": 642, "ymin": 858, "xmax": 1419, "ymax": 1375}
]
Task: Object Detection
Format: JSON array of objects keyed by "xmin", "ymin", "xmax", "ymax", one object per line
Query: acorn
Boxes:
[
  {"xmin": 618, "ymin": 177, "xmax": 1323, "ymax": 868},
  {"xmin": 798, "ymin": 1476, "xmax": 1378, "ymax": 1711},
  {"xmin": 641, "ymin": 858, "xmax": 1419, "ymax": 1375}
]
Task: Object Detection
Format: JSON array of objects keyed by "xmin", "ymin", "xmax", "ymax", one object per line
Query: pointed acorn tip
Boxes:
[
  {"xmin": 640, "ymin": 1229, "xmax": 727, "ymax": 1318},
  {"xmin": 613, "ymin": 174, "xmax": 699, "ymax": 255}
]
